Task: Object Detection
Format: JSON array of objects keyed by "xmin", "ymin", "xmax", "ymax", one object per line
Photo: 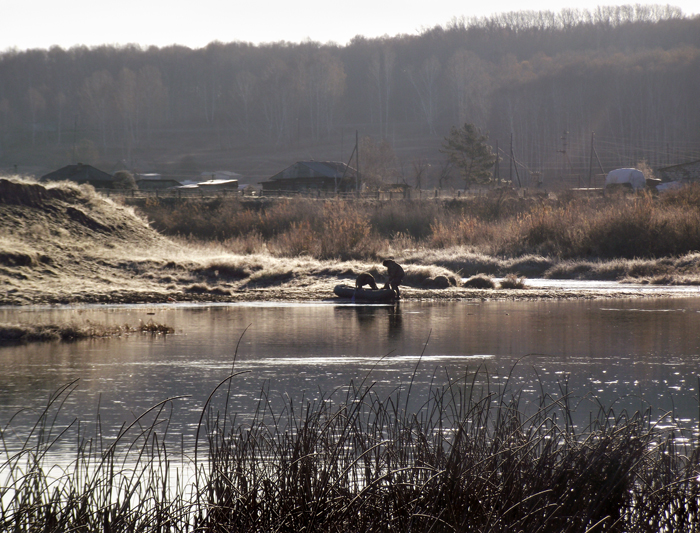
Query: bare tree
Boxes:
[
  {"xmin": 233, "ymin": 70, "xmax": 257, "ymax": 137},
  {"xmin": 261, "ymin": 58, "xmax": 302, "ymax": 144},
  {"xmin": 80, "ymin": 70, "xmax": 115, "ymax": 149},
  {"xmin": 447, "ymin": 50, "xmax": 491, "ymax": 127},
  {"xmin": 406, "ymin": 56, "xmax": 441, "ymax": 134},
  {"xmin": 359, "ymin": 136, "xmax": 399, "ymax": 188},
  {"xmin": 305, "ymin": 50, "xmax": 346, "ymax": 138},
  {"xmin": 27, "ymin": 87, "xmax": 46, "ymax": 146},
  {"xmin": 368, "ymin": 45, "xmax": 395, "ymax": 138}
]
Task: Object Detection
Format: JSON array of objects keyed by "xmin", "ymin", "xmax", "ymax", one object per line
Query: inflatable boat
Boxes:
[{"xmin": 333, "ymin": 284, "xmax": 396, "ymax": 303}]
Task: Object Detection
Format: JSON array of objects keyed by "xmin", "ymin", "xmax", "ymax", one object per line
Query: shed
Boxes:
[
  {"xmin": 197, "ymin": 179, "xmax": 239, "ymax": 191},
  {"xmin": 261, "ymin": 161, "xmax": 358, "ymax": 192},
  {"xmin": 40, "ymin": 163, "xmax": 114, "ymax": 188}
]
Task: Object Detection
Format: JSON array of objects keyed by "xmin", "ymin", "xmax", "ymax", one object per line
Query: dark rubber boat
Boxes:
[{"xmin": 333, "ymin": 284, "xmax": 396, "ymax": 303}]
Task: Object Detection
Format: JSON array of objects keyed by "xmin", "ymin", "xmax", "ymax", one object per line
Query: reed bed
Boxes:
[
  {"xmin": 2, "ymin": 363, "xmax": 699, "ymax": 532},
  {"xmin": 135, "ymin": 186, "xmax": 700, "ymax": 268}
]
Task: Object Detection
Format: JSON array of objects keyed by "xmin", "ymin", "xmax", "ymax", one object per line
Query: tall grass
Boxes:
[
  {"xmin": 3, "ymin": 364, "xmax": 699, "ymax": 531},
  {"xmin": 134, "ymin": 186, "xmax": 700, "ymax": 263}
]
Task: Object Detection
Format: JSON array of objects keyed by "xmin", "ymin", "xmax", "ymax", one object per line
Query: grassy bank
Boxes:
[
  {"xmin": 0, "ymin": 320, "xmax": 174, "ymax": 344},
  {"xmin": 2, "ymin": 369, "xmax": 698, "ymax": 532}
]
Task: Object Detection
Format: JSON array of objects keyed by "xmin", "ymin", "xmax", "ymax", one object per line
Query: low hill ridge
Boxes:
[{"xmin": 1, "ymin": 177, "xmax": 181, "ymax": 304}]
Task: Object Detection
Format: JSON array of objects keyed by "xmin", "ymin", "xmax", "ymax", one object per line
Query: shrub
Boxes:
[
  {"xmin": 318, "ymin": 201, "xmax": 374, "ymax": 260},
  {"xmin": 275, "ymin": 220, "xmax": 316, "ymax": 256},
  {"xmin": 463, "ymin": 273, "xmax": 495, "ymax": 288},
  {"xmin": 499, "ymin": 273, "xmax": 527, "ymax": 289},
  {"xmin": 113, "ymin": 170, "xmax": 137, "ymax": 189}
]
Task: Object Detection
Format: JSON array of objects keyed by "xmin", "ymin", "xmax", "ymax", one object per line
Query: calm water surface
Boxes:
[{"xmin": 2, "ymin": 297, "xmax": 700, "ymax": 454}]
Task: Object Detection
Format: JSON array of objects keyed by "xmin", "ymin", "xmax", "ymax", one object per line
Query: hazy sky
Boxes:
[{"xmin": 3, "ymin": 1, "xmax": 698, "ymax": 52}]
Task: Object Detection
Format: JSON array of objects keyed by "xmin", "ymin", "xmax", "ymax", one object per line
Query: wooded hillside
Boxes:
[{"xmin": 1, "ymin": 5, "xmax": 699, "ymax": 187}]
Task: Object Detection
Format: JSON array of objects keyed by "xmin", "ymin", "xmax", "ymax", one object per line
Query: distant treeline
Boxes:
[{"xmin": 1, "ymin": 5, "xmax": 699, "ymax": 184}]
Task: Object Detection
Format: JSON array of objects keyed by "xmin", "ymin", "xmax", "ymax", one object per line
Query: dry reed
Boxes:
[
  {"xmin": 2, "ymin": 361, "xmax": 699, "ymax": 532},
  {"xmin": 134, "ymin": 185, "xmax": 700, "ymax": 266}
]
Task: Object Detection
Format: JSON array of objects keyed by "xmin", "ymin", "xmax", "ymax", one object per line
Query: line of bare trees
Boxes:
[{"xmin": 1, "ymin": 5, "xmax": 699, "ymax": 184}]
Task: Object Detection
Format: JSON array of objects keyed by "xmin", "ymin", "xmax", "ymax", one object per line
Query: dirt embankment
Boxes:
[{"xmin": 1, "ymin": 177, "xmax": 697, "ymax": 306}]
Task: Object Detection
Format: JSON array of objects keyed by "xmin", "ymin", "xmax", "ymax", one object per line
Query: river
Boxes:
[{"xmin": 2, "ymin": 295, "xmax": 700, "ymax": 457}]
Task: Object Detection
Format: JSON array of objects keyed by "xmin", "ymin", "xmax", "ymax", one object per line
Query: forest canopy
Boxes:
[{"xmin": 1, "ymin": 5, "xmax": 698, "ymax": 187}]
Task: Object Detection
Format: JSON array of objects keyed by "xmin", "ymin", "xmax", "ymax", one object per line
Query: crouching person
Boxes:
[{"xmin": 355, "ymin": 272, "xmax": 379, "ymax": 290}]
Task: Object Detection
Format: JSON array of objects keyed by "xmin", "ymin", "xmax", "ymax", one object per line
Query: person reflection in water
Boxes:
[
  {"xmin": 382, "ymin": 259, "xmax": 404, "ymax": 299},
  {"xmin": 355, "ymin": 272, "xmax": 379, "ymax": 290},
  {"xmin": 388, "ymin": 303, "xmax": 402, "ymax": 339}
]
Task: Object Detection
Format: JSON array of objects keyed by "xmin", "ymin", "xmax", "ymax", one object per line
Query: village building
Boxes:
[
  {"xmin": 197, "ymin": 179, "xmax": 239, "ymax": 191},
  {"xmin": 200, "ymin": 170, "xmax": 242, "ymax": 182},
  {"xmin": 260, "ymin": 161, "xmax": 358, "ymax": 192},
  {"xmin": 40, "ymin": 163, "xmax": 114, "ymax": 188},
  {"xmin": 136, "ymin": 178, "xmax": 182, "ymax": 190},
  {"xmin": 656, "ymin": 160, "xmax": 700, "ymax": 184}
]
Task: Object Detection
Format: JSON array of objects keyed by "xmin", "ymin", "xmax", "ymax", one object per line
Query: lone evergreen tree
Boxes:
[
  {"xmin": 441, "ymin": 123, "xmax": 498, "ymax": 189},
  {"xmin": 113, "ymin": 170, "xmax": 137, "ymax": 189}
]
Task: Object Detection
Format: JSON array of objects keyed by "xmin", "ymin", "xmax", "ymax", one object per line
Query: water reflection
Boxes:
[
  {"xmin": 1, "ymin": 298, "xmax": 699, "ymax": 455},
  {"xmin": 339, "ymin": 303, "xmax": 403, "ymax": 340}
]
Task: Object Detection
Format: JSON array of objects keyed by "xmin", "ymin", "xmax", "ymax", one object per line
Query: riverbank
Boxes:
[
  {"xmin": 3, "ymin": 176, "xmax": 700, "ymax": 306},
  {"xmin": 4, "ymin": 268, "xmax": 698, "ymax": 306}
]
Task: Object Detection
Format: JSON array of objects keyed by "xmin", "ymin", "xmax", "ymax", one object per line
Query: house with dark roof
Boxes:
[
  {"xmin": 261, "ymin": 161, "xmax": 358, "ymax": 192},
  {"xmin": 40, "ymin": 163, "xmax": 115, "ymax": 188}
]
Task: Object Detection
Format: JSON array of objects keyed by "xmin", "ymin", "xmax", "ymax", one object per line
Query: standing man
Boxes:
[{"xmin": 382, "ymin": 259, "xmax": 405, "ymax": 299}]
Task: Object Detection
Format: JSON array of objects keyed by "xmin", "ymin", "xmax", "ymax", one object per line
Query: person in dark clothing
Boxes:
[
  {"xmin": 355, "ymin": 272, "xmax": 379, "ymax": 290},
  {"xmin": 382, "ymin": 259, "xmax": 405, "ymax": 299}
]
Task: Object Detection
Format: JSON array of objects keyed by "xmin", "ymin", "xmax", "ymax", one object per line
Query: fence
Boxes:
[{"xmin": 97, "ymin": 187, "xmax": 533, "ymax": 201}]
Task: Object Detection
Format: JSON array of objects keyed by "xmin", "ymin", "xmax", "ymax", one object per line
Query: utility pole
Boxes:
[
  {"xmin": 509, "ymin": 133, "xmax": 513, "ymax": 185},
  {"xmin": 588, "ymin": 132, "xmax": 595, "ymax": 188},
  {"xmin": 339, "ymin": 130, "xmax": 360, "ymax": 195},
  {"xmin": 557, "ymin": 130, "xmax": 568, "ymax": 182},
  {"xmin": 355, "ymin": 130, "xmax": 360, "ymax": 194},
  {"xmin": 494, "ymin": 140, "xmax": 500, "ymax": 184},
  {"xmin": 510, "ymin": 134, "xmax": 521, "ymax": 188},
  {"xmin": 557, "ymin": 130, "xmax": 575, "ymax": 186}
]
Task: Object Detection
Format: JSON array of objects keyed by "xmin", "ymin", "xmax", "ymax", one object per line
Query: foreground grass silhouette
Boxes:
[{"xmin": 2, "ymin": 365, "xmax": 699, "ymax": 532}]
